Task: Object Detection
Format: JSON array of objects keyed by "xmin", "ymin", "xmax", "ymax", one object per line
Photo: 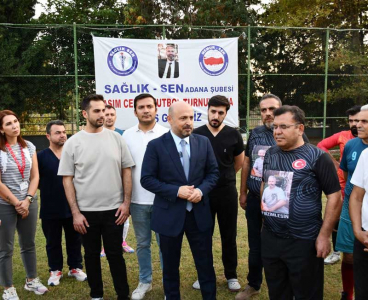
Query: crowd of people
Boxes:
[{"xmin": 0, "ymin": 92, "xmax": 367, "ymax": 300}]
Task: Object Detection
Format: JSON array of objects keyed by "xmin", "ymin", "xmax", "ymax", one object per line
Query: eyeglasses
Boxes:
[{"xmin": 273, "ymin": 123, "xmax": 300, "ymax": 130}]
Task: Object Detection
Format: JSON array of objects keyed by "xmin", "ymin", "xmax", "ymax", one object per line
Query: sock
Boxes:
[
  {"xmin": 122, "ymin": 218, "xmax": 129, "ymax": 242},
  {"xmin": 341, "ymin": 261, "xmax": 354, "ymax": 300},
  {"xmin": 332, "ymin": 221, "xmax": 339, "ymax": 251}
]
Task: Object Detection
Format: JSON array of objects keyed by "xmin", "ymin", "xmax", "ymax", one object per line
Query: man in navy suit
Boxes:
[{"xmin": 141, "ymin": 101, "xmax": 219, "ymax": 300}]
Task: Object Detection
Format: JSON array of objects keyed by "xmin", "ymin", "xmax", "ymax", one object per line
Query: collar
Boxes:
[
  {"xmin": 136, "ymin": 122, "xmax": 159, "ymax": 133},
  {"xmin": 170, "ymin": 130, "xmax": 190, "ymax": 146}
]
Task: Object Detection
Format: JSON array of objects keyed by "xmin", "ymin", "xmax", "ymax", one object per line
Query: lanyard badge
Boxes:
[{"xmin": 5, "ymin": 142, "xmax": 28, "ymax": 190}]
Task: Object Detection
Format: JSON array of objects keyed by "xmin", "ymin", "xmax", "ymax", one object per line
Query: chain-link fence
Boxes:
[{"xmin": 1, "ymin": 24, "xmax": 367, "ymax": 140}]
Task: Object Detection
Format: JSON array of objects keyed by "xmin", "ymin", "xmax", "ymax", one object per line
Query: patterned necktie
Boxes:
[
  {"xmin": 180, "ymin": 139, "xmax": 192, "ymax": 211},
  {"xmin": 167, "ymin": 63, "xmax": 172, "ymax": 78}
]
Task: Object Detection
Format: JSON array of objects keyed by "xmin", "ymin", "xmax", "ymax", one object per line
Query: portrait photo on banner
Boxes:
[{"xmin": 158, "ymin": 43, "xmax": 179, "ymax": 78}]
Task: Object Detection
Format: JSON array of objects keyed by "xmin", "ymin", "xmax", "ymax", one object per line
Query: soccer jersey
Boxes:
[
  {"xmin": 262, "ymin": 143, "xmax": 340, "ymax": 240},
  {"xmin": 339, "ymin": 138, "xmax": 368, "ymax": 222},
  {"xmin": 245, "ymin": 125, "xmax": 309, "ymax": 197}
]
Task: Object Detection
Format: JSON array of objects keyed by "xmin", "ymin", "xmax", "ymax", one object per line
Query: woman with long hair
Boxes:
[{"xmin": 0, "ymin": 110, "xmax": 48, "ymax": 300}]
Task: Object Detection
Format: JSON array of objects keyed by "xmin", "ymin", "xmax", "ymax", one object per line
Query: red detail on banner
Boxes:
[{"xmin": 204, "ymin": 57, "xmax": 224, "ymax": 65}]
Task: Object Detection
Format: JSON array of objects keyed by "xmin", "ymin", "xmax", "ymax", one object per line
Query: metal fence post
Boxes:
[
  {"xmin": 162, "ymin": 25, "xmax": 166, "ymax": 39},
  {"xmin": 246, "ymin": 25, "xmax": 251, "ymax": 132},
  {"xmin": 323, "ymin": 28, "xmax": 330, "ymax": 139},
  {"xmin": 73, "ymin": 22, "xmax": 80, "ymax": 132}
]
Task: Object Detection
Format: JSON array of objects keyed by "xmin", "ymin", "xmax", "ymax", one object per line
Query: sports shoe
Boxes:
[
  {"xmin": 24, "ymin": 277, "xmax": 49, "ymax": 295},
  {"xmin": 2, "ymin": 287, "xmax": 19, "ymax": 300},
  {"xmin": 48, "ymin": 270, "xmax": 63, "ymax": 286},
  {"xmin": 91, "ymin": 298, "xmax": 103, "ymax": 300},
  {"xmin": 235, "ymin": 284, "xmax": 260, "ymax": 300},
  {"xmin": 100, "ymin": 248, "xmax": 106, "ymax": 257},
  {"xmin": 228, "ymin": 279, "xmax": 241, "ymax": 292},
  {"xmin": 122, "ymin": 241, "xmax": 135, "ymax": 253},
  {"xmin": 192, "ymin": 280, "xmax": 200, "ymax": 290},
  {"xmin": 324, "ymin": 251, "xmax": 340, "ymax": 265},
  {"xmin": 131, "ymin": 282, "xmax": 152, "ymax": 300},
  {"xmin": 68, "ymin": 268, "xmax": 87, "ymax": 282}
]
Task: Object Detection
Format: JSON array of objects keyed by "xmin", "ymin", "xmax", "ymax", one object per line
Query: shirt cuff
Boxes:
[{"xmin": 196, "ymin": 188, "xmax": 203, "ymax": 196}]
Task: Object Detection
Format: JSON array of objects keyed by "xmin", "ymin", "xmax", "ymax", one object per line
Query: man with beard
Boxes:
[
  {"xmin": 59, "ymin": 94, "xmax": 134, "ymax": 300},
  {"xmin": 104, "ymin": 104, "xmax": 124, "ymax": 135},
  {"xmin": 158, "ymin": 44, "xmax": 179, "ymax": 78},
  {"xmin": 38, "ymin": 120, "xmax": 87, "ymax": 287},
  {"xmin": 141, "ymin": 101, "xmax": 219, "ymax": 300},
  {"xmin": 237, "ymin": 94, "xmax": 309, "ymax": 300},
  {"xmin": 336, "ymin": 105, "xmax": 368, "ymax": 300},
  {"xmin": 122, "ymin": 94, "xmax": 168, "ymax": 300},
  {"xmin": 317, "ymin": 105, "xmax": 361, "ymax": 266},
  {"xmin": 193, "ymin": 95, "xmax": 244, "ymax": 292}
]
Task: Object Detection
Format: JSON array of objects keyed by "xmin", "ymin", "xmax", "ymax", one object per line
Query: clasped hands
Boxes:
[
  {"xmin": 15, "ymin": 199, "xmax": 30, "ymax": 219},
  {"xmin": 178, "ymin": 185, "xmax": 202, "ymax": 203}
]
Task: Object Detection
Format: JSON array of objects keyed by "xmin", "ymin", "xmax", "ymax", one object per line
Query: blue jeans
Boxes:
[{"xmin": 130, "ymin": 203, "xmax": 163, "ymax": 284}]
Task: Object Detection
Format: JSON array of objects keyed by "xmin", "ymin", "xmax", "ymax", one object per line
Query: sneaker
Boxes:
[
  {"xmin": 235, "ymin": 284, "xmax": 260, "ymax": 300},
  {"xmin": 192, "ymin": 280, "xmax": 200, "ymax": 290},
  {"xmin": 68, "ymin": 268, "xmax": 87, "ymax": 282},
  {"xmin": 100, "ymin": 248, "xmax": 106, "ymax": 257},
  {"xmin": 91, "ymin": 298, "xmax": 103, "ymax": 300},
  {"xmin": 228, "ymin": 279, "xmax": 241, "ymax": 292},
  {"xmin": 131, "ymin": 282, "xmax": 152, "ymax": 300},
  {"xmin": 324, "ymin": 251, "xmax": 340, "ymax": 265},
  {"xmin": 2, "ymin": 287, "xmax": 19, "ymax": 300},
  {"xmin": 24, "ymin": 277, "xmax": 49, "ymax": 295},
  {"xmin": 122, "ymin": 241, "xmax": 135, "ymax": 253},
  {"xmin": 48, "ymin": 270, "xmax": 63, "ymax": 286}
]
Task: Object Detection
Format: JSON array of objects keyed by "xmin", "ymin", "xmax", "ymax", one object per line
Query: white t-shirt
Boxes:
[
  {"xmin": 58, "ymin": 128, "xmax": 135, "ymax": 211},
  {"xmin": 350, "ymin": 147, "xmax": 368, "ymax": 231},
  {"xmin": 123, "ymin": 123, "xmax": 168, "ymax": 205}
]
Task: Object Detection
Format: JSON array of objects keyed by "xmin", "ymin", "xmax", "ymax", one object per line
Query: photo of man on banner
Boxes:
[{"xmin": 158, "ymin": 43, "xmax": 179, "ymax": 78}]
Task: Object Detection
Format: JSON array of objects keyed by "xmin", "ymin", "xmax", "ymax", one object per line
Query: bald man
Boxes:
[{"xmin": 141, "ymin": 102, "xmax": 219, "ymax": 300}]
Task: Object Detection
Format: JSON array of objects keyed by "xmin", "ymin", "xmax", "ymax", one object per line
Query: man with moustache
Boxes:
[
  {"xmin": 237, "ymin": 94, "xmax": 309, "ymax": 300},
  {"xmin": 38, "ymin": 120, "xmax": 87, "ymax": 287},
  {"xmin": 336, "ymin": 105, "xmax": 368, "ymax": 300},
  {"xmin": 261, "ymin": 105, "xmax": 341, "ymax": 299},
  {"xmin": 317, "ymin": 105, "xmax": 361, "ymax": 266},
  {"xmin": 141, "ymin": 101, "xmax": 219, "ymax": 300},
  {"xmin": 104, "ymin": 104, "xmax": 124, "ymax": 135},
  {"xmin": 158, "ymin": 44, "xmax": 179, "ymax": 78},
  {"xmin": 123, "ymin": 94, "xmax": 168, "ymax": 300},
  {"xmin": 59, "ymin": 94, "xmax": 134, "ymax": 300},
  {"xmin": 193, "ymin": 95, "xmax": 244, "ymax": 292}
]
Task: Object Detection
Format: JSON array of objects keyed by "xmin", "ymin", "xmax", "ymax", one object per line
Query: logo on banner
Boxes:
[
  {"xmin": 107, "ymin": 46, "xmax": 138, "ymax": 76},
  {"xmin": 292, "ymin": 159, "xmax": 306, "ymax": 170},
  {"xmin": 199, "ymin": 45, "xmax": 229, "ymax": 76}
]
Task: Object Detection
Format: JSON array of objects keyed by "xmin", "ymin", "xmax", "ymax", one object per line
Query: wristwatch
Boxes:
[{"xmin": 26, "ymin": 194, "xmax": 34, "ymax": 203}]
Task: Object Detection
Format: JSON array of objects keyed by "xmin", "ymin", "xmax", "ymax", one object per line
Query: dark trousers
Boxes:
[
  {"xmin": 261, "ymin": 228, "xmax": 324, "ymax": 300},
  {"xmin": 159, "ymin": 210, "xmax": 216, "ymax": 300},
  {"xmin": 209, "ymin": 185, "xmax": 238, "ymax": 280},
  {"xmin": 81, "ymin": 209, "xmax": 129, "ymax": 300},
  {"xmin": 245, "ymin": 191, "xmax": 263, "ymax": 290},
  {"xmin": 354, "ymin": 237, "xmax": 368, "ymax": 300},
  {"xmin": 41, "ymin": 217, "xmax": 83, "ymax": 272}
]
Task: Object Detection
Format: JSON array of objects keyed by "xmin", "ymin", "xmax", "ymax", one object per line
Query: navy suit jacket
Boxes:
[{"xmin": 141, "ymin": 132, "xmax": 219, "ymax": 237}]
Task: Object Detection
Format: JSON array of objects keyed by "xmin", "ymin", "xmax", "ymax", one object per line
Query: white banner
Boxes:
[{"xmin": 93, "ymin": 37, "xmax": 238, "ymax": 130}]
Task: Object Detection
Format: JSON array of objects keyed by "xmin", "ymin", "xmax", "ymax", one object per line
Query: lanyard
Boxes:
[{"xmin": 5, "ymin": 142, "xmax": 25, "ymax": 179}]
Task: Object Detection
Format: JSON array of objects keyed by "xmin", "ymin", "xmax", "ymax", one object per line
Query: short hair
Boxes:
[
  {"xmin": 105, "ymin": 104, "xmax": 116, "ymax": 111},
  {"xmin": 166, "ymin": 44, "xmax": 175, "ymax": 50},
  {"xmin": 134, "ymin": 93, "xmax": 157, "ymax": 110},
  {"xmin": 274, "ymin": 105, "xmax": 305, "ymax": 125},
  {"xmin": 208, "ymin": 95, "xmax": 230, "ymax": 111},
  {"xmin": 46, "ymin": 120, "xmax": 65, "ymax": 134},
  {"xmin": 81, "ymin": 94, "xmax": 104, "ymax": 111},
  {"xmin": 346, "ymin": 105, "xmax": 361, "ymax": 116},
  {"xmin": 361, "ymin": 104, "xmax": 368, "ymax": 112},
  {"xmin": 268, "ymin": 175, "xmax": 277, "ymax": 181},
  {"xmin": 260, "ymin": 94, "xmax": 282, "ymax": 107}
]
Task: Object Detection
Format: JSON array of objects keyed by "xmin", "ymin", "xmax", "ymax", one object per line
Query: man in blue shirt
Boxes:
[
  {"xmin": 104, "ymin": 104, "xmax": 124, "ymax": 135},
  {"xmin": 38, "ymin": 120, "xmax": 87, "ymax": 287}
]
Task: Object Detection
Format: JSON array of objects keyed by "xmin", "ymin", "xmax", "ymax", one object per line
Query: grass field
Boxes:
[{"xmin": 9, "ymin": 177, "xmax": 343, "ymax": 300}]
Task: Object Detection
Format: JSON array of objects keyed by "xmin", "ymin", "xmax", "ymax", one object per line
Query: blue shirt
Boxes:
[
  {"xmin": 339, "ymin": 137, "xmax": 368, "ymax": 222},
  {"xmin": 170, "ymin": 130, "xmax": 191, "ymax": 163},
  {"xmin": 114, "ymin": 127, "xmax": 124, "ymax": 135},
  {"xmin": 38, "ymin": 148, "xmax": 72, "ymax": 219}
]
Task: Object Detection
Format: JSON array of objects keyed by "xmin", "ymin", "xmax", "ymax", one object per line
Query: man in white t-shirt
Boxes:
[
  {"xmin": 350, "ymin": 147, "xmax": 368, "ymax": 300},
  {"xmin": 261, "ymin": 176, "xmax": 288, "ymax": 214},
  {"xmin": 58, "ymin": 94, "xmax": 135, "ymax": 300},
  {"xmin": 123, "ymin": 93, "xmax": 168, "ymax": 300}
]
